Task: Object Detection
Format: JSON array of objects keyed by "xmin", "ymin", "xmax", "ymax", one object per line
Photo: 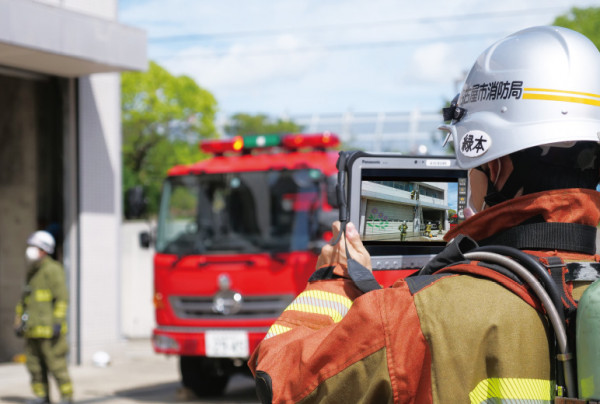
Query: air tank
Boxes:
[{"xmin": 577, "ymin": 279, "xmax": 600, "ymax": 400}]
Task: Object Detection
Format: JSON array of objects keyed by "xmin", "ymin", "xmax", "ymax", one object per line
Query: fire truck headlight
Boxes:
[{"xmin": 153, "ymin": 334, "xmax": 179, "ymax": 351}]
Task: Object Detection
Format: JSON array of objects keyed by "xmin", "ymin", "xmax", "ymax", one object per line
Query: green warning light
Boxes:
[{"xmin": 243, "ymin": 134, "xmax": 281, "ymax": 148}]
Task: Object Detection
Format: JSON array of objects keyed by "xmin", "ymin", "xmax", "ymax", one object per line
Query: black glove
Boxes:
[
  {"xmin": 14, "ymin": 324, "xmax": 25, "ymax": 338},
  {"xmin": 52, "ymin": 323, "xmax": 62, "ymax": 339}
]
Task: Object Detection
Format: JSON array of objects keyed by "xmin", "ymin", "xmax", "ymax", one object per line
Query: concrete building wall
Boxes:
[
  {"xmin": 78, "ymin": 73, "xmax": 123, "ymax": 362},
  {"xmin": 0, "ymin": 76, "xmax": 38, "ymax": 360},
  {"xmin": 0, "ymin": 0, "xmax": 147, "ymax": 364}
]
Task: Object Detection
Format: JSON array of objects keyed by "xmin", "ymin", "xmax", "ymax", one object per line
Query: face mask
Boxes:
[
  {"xmin": 464, "ymin": 191, "xmax": 487, "ymax": 219},
  {"xmin": 25, "ymin": 246, "xmax": 42, "ymax": 263},
  {"xmin": 464, "ymin": 168, "xmax": 486, "ymax": 219}
]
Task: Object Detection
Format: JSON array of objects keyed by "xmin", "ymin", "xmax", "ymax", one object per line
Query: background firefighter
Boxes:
[{"xmin": 15, "ymin": 230, "xmax": 73, "ymax": 404}]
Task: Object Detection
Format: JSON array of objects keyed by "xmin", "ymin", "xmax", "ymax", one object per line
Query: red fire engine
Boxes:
[
  {"xmin": 150, "ymin": 133, "xmax": 343, "ymax": 396},
  {"xmin": 149, "ymin": 132, "xmax": 405, "ymax": 396}
]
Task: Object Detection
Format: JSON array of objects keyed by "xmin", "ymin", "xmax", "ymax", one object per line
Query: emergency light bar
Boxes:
[{"xmin": 200, "ymin": 132, "xmax": 340, "ymax": 155}]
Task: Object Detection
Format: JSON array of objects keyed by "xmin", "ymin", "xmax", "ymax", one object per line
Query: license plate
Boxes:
[{"xmin": 205, "ymin": 330, "xmax": 249, "ymax": 358}]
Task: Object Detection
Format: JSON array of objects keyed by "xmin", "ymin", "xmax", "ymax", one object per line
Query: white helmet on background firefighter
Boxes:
[
  {"xmin": 27, "ymin": 230, "xmax": 55, "ymax": 254},
  {"xmin": 440, "ymin": 26, "xmax": 600, "ymax": 206}
]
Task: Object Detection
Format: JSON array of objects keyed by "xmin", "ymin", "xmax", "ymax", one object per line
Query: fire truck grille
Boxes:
[{"xmin": 170, "ymin": 294, "xmax": 295, "ymax": 320}]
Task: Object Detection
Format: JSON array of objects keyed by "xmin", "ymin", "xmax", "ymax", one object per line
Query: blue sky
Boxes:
[{"xmin": 119, "ymin": 0, "xmax": 599, "ymax": 118}]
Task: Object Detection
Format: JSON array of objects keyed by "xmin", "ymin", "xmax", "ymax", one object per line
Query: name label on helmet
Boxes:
[
  {"xmin": 460, "ymin": 81, "xmax": 523, "ymax": 105},
  {"xmin": 459, "ymin": 130, "xmax": 491, "ymax": 158}
]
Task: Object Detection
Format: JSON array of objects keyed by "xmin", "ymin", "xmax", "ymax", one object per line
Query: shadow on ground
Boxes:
[
  {"xmin": 112, "ymin": 376, "xmax": 257, "ymax": 403},
  {"xmin": 0, "ymin": 397, "xmax": 27, "ymax": 403},
  {"xmin": 2, "ymin": 376, "xmax": 258, "ymax": 404}
]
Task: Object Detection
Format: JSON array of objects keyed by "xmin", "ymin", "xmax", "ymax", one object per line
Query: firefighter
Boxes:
[
  {"xmin": 398, "ymin": 220, "xmax": 408, "ymax": 241},
  {"xmin": 15, "ymin": 231, "xmax": 73, "ymax": 404},
  {"xmin": 249, "ymin": 26, "xmax": 600, "ymax": 403},
  {"xmin": 425, "ymin": 221, "xmax": 432, "ymax": 238}
]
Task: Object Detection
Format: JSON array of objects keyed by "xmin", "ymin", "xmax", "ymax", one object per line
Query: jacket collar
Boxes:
[{"xmin": 445, "ymin": 188, "xmax": 600, "ymax": 243}]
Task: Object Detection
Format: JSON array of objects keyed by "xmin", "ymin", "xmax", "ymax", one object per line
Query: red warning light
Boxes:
[
  {"xmin": 200, "ymin": 136, "xmax": 244, "ymax": 155},
  {"xmin": 281, "ymin": 133, "xmax": 340, "ymax": 149}
]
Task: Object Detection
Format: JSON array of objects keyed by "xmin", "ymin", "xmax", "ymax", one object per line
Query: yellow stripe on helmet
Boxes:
[
  {"xmin": 523, "ymin": 93, "xmax": 600, "ymax": 107},
  {"xmin": 524, "ymin": 87, "xmax": 600, "ymax": 100},
  {"xmin": 523, "ymin": 87, "xmax": 600, "ymax": 108}
]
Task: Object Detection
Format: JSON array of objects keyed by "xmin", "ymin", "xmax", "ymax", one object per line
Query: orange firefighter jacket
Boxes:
[{"xmin": 249, "ymin": 188, "xmax": 600, "ymax": 403}]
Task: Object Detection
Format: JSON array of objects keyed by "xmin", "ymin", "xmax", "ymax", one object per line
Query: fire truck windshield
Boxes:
[{"xmin": 155, "ymin": 169, "xmax": 323, "ymax": 255}]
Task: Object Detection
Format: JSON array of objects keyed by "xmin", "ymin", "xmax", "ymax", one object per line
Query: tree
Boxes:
[
  {"xmin": 224, "ymin": 113, "xmax": 303, "ymax": 136},
  {"xmin": 122, "ymin": 61, "xmax": 218, "ymax": 215},
  {"xmin": 554, "ymin": 7, "xmax": 600, "ymax": 49}
]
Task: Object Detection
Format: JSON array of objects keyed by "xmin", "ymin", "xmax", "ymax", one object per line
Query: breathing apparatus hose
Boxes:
[{"xmin": 464, "ymin": 250, "xmax": 576, "ymax": 399}]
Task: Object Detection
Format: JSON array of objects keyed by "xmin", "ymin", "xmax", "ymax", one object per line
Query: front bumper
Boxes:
[{"xmin": 152, "ymin": 325, "xmax": 269, "ymax": 358}]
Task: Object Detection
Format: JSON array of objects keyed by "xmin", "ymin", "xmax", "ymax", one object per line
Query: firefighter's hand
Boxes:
[
  {"xmin": 316, "ymin": 221, "xmax": 372, "ymax": 273},
  {"xmin": 14, "ymin": 323, "xmax": 25, "ymax": 338},
  {"xmin": 52, "ymin": 323, "xmax": 61, "ymax": 339},
  {"xmin": 14, "ymin": 314, "xmax": 24, "ymax": 338}
]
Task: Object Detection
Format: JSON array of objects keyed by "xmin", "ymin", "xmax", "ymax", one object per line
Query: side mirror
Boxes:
[
  {"xmin": 139, "ymin": 231, "xmax": 152, "ymax": 249},
  {"xmin": 125, "ymin": 186, "xmax": 148, "ymax": 220}
]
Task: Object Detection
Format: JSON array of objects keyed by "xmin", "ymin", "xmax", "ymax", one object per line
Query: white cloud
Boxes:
[
  {"xmin": 120, "ymin": 0, "xmax": 600, "ymax": 115},
  {"xmin": 408, "ymin": 43, "xmax": 463, "ymax": 84},
  {"xmin": 161, "ymin": 35, "xmax": 324, "ymax": 91}
]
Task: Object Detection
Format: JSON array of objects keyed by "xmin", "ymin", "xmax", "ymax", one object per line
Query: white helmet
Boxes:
[
  {"xmin": 440, "ymin": 26, "xmax": 600, "ymax": 169},
  {"xmin": 27, "ymin": 230, "xmax": 55, "ymax": 254}
]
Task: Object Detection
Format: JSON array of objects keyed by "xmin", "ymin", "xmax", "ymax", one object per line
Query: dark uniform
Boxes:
[{"xmin": 16, "ymin": 255, "xmax": 73, "ymax": 402}]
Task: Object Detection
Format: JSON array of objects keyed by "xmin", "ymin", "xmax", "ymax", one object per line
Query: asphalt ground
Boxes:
[{"xmin": 0, "ymin": 339, "xmax": 259, "ymax": 404}]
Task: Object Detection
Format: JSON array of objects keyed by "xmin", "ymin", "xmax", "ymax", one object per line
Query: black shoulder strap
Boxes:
[
  {"xmin": 308, "ymin": 265, "xmax": 338, "ymax": 281},
  {"xmin": 479, "ymin": 222, "xmax": 597, "ymax": 255},
  {"xmin": 406, "ymin": 234, "xmax": 478, "ymax": 295},
  {"xmin": 417, "ymin": 234, "xmax": 478, "ymax": 275},
  {"xmin": 346, "ymin": 247, "xmax": 381, "ymax": 293},
  {"xmin": 405, "ymin": 273, "xmax": 455, "ymax": 295}
]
